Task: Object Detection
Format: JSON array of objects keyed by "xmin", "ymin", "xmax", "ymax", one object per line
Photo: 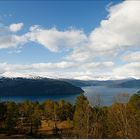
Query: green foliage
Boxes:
[
  {"xmin": 5, "ymin": 102, "xmax": 18, "ymax": 134},
  {"xmin": 57, "ymin": 100, "xmax": 74, "ymax": 121},
  {"xmin": 90, "ymin": 106, "xmax": 108, "ymax": 138},
  {"xmin": 128, "ymin": 93, "xmax": 140, "ymax": 109},
  {"xmin": 44, "ymin": 100, "xmax": 56, "ymax": 120},
  {"xmin": 0, "ymin": 102, "xmax": 7, "ymax": 127},
  {"xmin": 73, "ymin": 94, "xmax": 90, "ymax": 138},
  {"xmin": 127, "ymin": 93, "xmax": 140, "ymax": 138},
  {"xmin": 32, "ymin": 104, "xmax": 41, "ymax": 134},
  {"xmin": 17, "ymin": 101, "xmax": 42, "ymax": 135}
]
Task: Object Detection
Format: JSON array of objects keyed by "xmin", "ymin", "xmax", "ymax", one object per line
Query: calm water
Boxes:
[
  {"xmin": 0, "ymin": 86, "xmax": 139, "ymax": 106},
  {"xmin": 0, "ymin": 94, "xmax": 79, "ymax": 104},
  {"xmin": 83, "ymin": 86, "xmax": 139, "ymax": 106}
]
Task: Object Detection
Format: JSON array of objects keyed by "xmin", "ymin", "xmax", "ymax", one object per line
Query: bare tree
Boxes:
[{"xmin": 109, "ymin": 93, "xmax": 130, "ymax": 138}]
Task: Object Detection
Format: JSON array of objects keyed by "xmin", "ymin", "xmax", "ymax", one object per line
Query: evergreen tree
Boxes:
[
  {"xmin": 5, "ymin": 102, "xmax": 18, "ymax": 135},
  {"xmin": 73, "ymin": 94, "xmax": 91, "ymax": 138},
  {"xmin": 0, "ymin": 102, "xmax": 7, "ymax": 129},
  {"xmin": 58, "ymin": 100, "xmax": 74, "ymax": 121}
]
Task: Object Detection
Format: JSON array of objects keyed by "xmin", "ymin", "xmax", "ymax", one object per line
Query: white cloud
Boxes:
[
  {"xmin": 0, "ymin": 61, "xmax": 139, "ymax": 80},
  {"xmin": 27, "ymin": 26, "xmax": 87, "ymax": 52},
  {"xmin": 66, "ymin": 47, "xmax": 92, "ymax": 62},
  {"xmin": 0, "ymin": 34, "xmax": 27, "ymax": 49},
  {"xmin": 122, "ymin": 51, "xmax": 140, "ymax": 62},
  {"xmin": 31, "ymin": 61, "xmax": 76, "ymax": 70},
  {"xmin": 88, "ymin": 1, "xmax": 140, "ymax": 55},
  {"xmin": 0, "ymin": 61, "xmax": 115, "ymax": 80},
  {"xmin": 113, "ymin": 62, "xmax": 140, "ymax": 79},
  {"xmin": 65, "ymin": 1, "xmax": 140, "ymax": 67},
  {"xmin": 0, "ymin": 25, "xmax": 27, "ymax": 49},
  {"xmin": 0, "ymin": 25, "xmax": 88, "ymax": 51},
  {"xmin": 9, "ymin": 23, "xmax": 24, "ymax": 32}
]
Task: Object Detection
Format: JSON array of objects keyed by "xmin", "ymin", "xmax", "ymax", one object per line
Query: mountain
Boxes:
[
  {"xmin": 137, "ymin": 90, "xmax": 140, "ymax": 94},
  {"xmin": 60, "ymin": 79, "xmax": 92, "ymax": 87},
  {"xmin": 110, "ymin": 79, "xmax": 140, "ymax": 88},
  {"xmin": 62, "ymin": 78, "xmax": 140, "ymax": 88},
  {"xmin": 0, "ymin": 77, "xmax": 84, "ymax": 96}
]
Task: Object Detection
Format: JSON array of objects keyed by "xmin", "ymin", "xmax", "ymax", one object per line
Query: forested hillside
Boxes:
[{"xmin": 0, "ymin": 77, "xmax": 83, "ymax": 96}]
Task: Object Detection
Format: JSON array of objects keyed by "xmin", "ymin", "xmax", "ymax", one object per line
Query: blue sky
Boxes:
[
  {"xmin": 0, "ymin": 0, "xmax": 140, "ymax": 80},
  {"xmin": 0, "ymin": 0, "xmax": 119, "ymax": 30},
  {"xmin": 0, "ymin": 0, "xmax": 121, "ymax": 64}
]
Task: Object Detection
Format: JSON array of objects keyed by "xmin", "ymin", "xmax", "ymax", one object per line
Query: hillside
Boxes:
[
  {"xmin": 110, "ymin": 79, "xmax": 140, "ymax": 88},
  {"xmin": 0, "ymin": 77, "xmax": 83, "ymax": 96},
  {"xmin": 62, "ymin": 78, "xmax": 140, "ymax": 88}
]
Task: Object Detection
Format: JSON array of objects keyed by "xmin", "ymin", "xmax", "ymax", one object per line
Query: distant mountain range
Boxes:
[
  {"xmin": 108, "ymin": 79, "xmax": 140, "ymax": 88},
  {"xmin": 0, "ymin": 77, "xmax": 83, "ymax": 96},
  {"xmin": 61, "ymin": 78, "xmax": 140, "ymax": 88}
]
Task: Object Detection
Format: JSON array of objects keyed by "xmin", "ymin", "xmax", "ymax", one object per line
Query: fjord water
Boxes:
[
  {"xmin": 0, "ymin": 94, "xmax": 79, "ymax": 104},
  {"xmin": 83, "ymin": 86, "xmax": 139, "ymax": 106},
  {"xmin": 0, "ymin": 86, "xmax": 139, "ymax": 106}
]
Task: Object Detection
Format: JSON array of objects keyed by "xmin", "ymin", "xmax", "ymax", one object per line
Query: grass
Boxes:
[{"xmin": 0, "ymin": 119, "xmax": 73, "ymax": 139}]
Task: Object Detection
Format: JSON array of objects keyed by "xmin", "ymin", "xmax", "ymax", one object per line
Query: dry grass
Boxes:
[
  {"xmin": 39, "ymin": 120, "xmax": 73, "ymax": 135},
  {"xmin": 0, "ymin": 120, "xmax": 73, "ymax": 138}
]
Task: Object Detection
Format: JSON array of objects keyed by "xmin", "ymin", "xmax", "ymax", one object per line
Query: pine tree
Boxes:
[{"xmin": 73, "ymin": 94, "xmax": 90, "ymax": 138}]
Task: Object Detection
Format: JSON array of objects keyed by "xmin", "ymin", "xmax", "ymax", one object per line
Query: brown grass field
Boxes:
[{"xmin": 0, "ymin": 120, "xmax": 73, "ymax": 139}]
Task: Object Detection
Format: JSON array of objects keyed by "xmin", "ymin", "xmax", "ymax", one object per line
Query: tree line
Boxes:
[{"xmin": 0, "ymin": 93, "xmax": 140, "ymax": 138}]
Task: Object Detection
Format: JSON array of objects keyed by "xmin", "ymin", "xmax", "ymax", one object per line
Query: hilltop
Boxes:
[{"xmin": 0, "ymin": 77, "xmax": 83, "ymax": 96}]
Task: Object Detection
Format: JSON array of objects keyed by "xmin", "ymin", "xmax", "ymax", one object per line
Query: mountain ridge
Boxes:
[
  {"xmin": 0, "ymin": 77, "xmax": 84, "ymax": 96},
  {"xmin": 61, "ymin": 78, "xmax": 140, "ymax": 88}
]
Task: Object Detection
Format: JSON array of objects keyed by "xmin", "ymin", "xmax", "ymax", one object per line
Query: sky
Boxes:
[{"xmin": 0, "ymin": 0, "xmax": 140, "ymax": 80}]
